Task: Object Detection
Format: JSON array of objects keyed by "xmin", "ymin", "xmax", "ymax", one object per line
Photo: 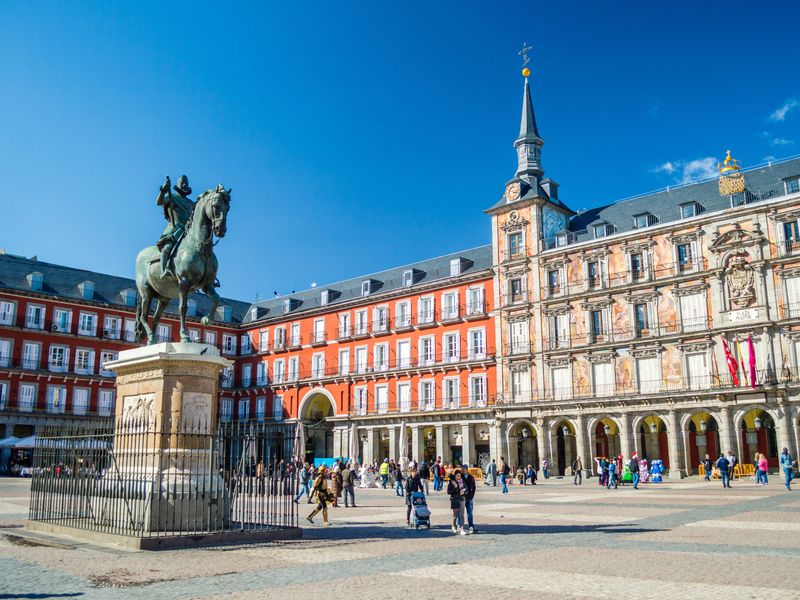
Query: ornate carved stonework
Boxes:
[
  {"xmin": 509, "ymin": 362, "xmax": 531, "ymax": 373},
  {"xmin": 121, "ymin": 393, "xmax": 156, "ymax": 428},
  {"xmin": 680, "ymin": 342, "xmax": 713, "ymax": 353},
  {"xmin": 673, "ymin": 282, "xmax": 708, "ymax": 297},
  {"xmin": 586, "ymin": 353, "xmax": 615, "ymax": 364},
  {"xmin": 778, "ymin": 267, "xmax": 800, "ymax": 279},
  {"xmin": 725, "ymin": 253, "xmax": 756, "ymax": 309},
  {"xmin": 627, "ymin": 292, "xmax": 658, "ymax": 304},
  {"xmin": 541, "ymin": 258, "xmax": 567, "ymax": 271},
  {"xmin": 115, "ymin": 369, "xmax": 165, "ymax": 385},
  {"xmin": 504, "ymin": 268, "xmax": 527, "ymax": 279},
  {"xmin": 629, "ymin": 346, "xmax": 661, "ymax": 358},
  {"xmin": 769, "ymin": 208, "xmax": 800, "ymax": 224},
  {"xmin": 180, "ymin": 392, "xmax": 213, "ymax": 429},
  {"xmin": 623, "ymin": 240, "xmax": 655, "ymax": 254},
  {"xmin": 545, "ymin": 357, "xmax": 571, "ymax": 367},
  {"xmin": 581, "ymin": 298, "xmax": 613, "ymax": 311},
  {"xmin": 505, "ymin": 314, "xmax": 530, "ymax": 324},
  {"xmin": 500, "ymin": 210, "xmax": 528, "ymax": 233},
  {"xmin": 543, "ymin": 304, "xmax": 570, "ymax": 317},
  {"xmin": 668, "ymin": 226, "xmax": 703, "ymax": 245},
  {"xmin": 709, "ymin": 223, "xmax": 763, "ymax": 254}
]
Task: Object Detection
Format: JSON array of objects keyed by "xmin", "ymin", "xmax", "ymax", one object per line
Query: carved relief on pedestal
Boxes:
[
  {"xmin": 180, "ymin": 392, "xmax": 213, "ymax": 429},
  {"xmin": 121, "ymin": 393, "xmax": 156, "ymax": 428},
  {"xmin": 725, "ymin": 253, "xmax": 756, "ymax": 309}
]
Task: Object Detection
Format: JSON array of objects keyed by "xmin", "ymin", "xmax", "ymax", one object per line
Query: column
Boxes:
[
  {"xmin": 461, "ymin": 423, "xmax": 476, "ymax": 467},
  {"xmin": 411, "ymin": 425, "xmax": 424, "ymax": 464},
  {"xmin": 489, "ymin": 421, "xmax": 502, "ymax": 461},
  {"xmin": 435, "ymin": 424, "xmax": 447, "ymax": 462},
  {"xmin": 536, "ymin": 424, "xmax": 547, "ymax": 474},
  {"xmin": 364, "ymin": 428, "xmax": 376, "ymax": 466},
  {"xmin": 717, "ymin": 404, "xmax": 735, "ymax": 456},
  {"xmin": 777, "ymin": 401, "xmax": 795, "ymax": 457},
  {"xmin": 574, "ymin": 414, "xmax": 589, "ymax": 476},
  {"xmin": 667, "ymin": 410, "xmax": 686, "ymax": 479},
  {"xmin": 388, "ymin": 426, "xmax": 398, "ymax": 462},
  {"xmin": 619, "ymin": 413, "xmax": 632, "ymax": 459}
]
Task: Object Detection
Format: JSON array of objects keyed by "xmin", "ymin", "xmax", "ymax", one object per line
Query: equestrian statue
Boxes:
[{"xmin": 134, "ymin": 175, "xmax": 231, "ymax": 344}]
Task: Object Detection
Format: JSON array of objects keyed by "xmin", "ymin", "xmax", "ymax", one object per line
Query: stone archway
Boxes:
[
  {"xmin": 633, "ymin": 414, "xmax": 669, "ymax": 468},
  {"xmin": 298, "ymin": 388, "xmax": 336, "ymax": 463},
  {"xmin": 506, "ymin": 420, "xmax": 538, "ymax": 472},
  {"xmin": 589, "ymin": 416, "xmax": 622, "ymax": 460},
  {"xmin": 550, "ymin": 420, "xmax": 577, "ymax": 476},
  {"xmin": 736, "ymin": 407, "xmax": 779, "ymax": 468},
  {"xmin": 682, "ymin": 411, "xmax": 720, "ymax": 474}
]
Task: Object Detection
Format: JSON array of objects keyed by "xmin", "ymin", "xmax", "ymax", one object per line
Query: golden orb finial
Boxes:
[
  {"xmin": 522, "ymin": 67, "xmax": 530, "ymax": 78},
  {"xmin": 717, "ymin": 149, "xmax": 741, "ymax": 174}
]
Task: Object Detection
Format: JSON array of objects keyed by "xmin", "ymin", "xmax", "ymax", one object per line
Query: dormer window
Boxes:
[
  {"xmin": 248, "ymin": 306, "xmax": 257, "ymax": 321},
  {"xmin": 785, "ymin": 177, "xmax": 800, "ymax": 195},
  {"xmin": 450, "ymin": 258, "xmax": 462, "ymax": 277},
  {"xmin": 593, "ymin": 223, "xmax": 613, "ymax": 239},
  {"xmin": 216, "ymin": 305, "xmax": 232, "ymax": 322},
  {"xmin": 283, "ymin": 298, "xmax": 292, "ymax": 313},
  {"xmin": 320, "ymin": 290, "xmax": 329, "ymax": 306},
  {"xmin": 187, "ymin": 299, "xmax": 197, "ymax": 317},
  {"xmin": 402, "ymin": 270, "xmax": 413, "ymax": 287},
  {"xmin": 680, "ymin": 202, "xmax": 703, "ymax": 219},
  {"xmin": 27, "ymin": 272, "xmax": 43, "ymax": 291},
  {"xmin": 633, "ymin": 213, "xmax": 658, "ymax": 229},
  {"xmin": 121, "ymin": 288, "xmax": 137, "ymax": 307},
  {"xmin": 361, "ymin": 280, "xmax": 371, "ymax": 296},
  {"xmin": 78, "ymin": 281, "xmax": 94, "ymax": 300}
]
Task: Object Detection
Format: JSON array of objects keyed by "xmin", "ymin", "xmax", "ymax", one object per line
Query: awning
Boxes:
[
  {"xmin": 0, "ymin": 436, "xmax": 20, "ymax": 448},
  {"xmin": 13, "ymin": 435, "xmax": 36, "ymax": 449}
]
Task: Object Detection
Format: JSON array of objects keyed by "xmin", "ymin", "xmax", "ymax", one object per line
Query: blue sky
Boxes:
[{"xmin": 3, "ymin": 1, "xmax": 800, "ymax": 303}]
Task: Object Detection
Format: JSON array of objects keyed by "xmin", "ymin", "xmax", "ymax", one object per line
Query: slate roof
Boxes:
[
  {"xmin": 0, "ymin": 253, "xmax": 250, "ymax": 324},
  {"xmin": 243, "ymin": 244, "xmax": 493, "ymax": 324},
  {"xmin": 564, "ymin": 156, "xmax": 800, "ymax": 243}
]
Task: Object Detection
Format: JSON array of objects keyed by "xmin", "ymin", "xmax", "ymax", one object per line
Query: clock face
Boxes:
[{"xmin": 506, "ymin": 181, "xmax": 521, "ymax": 202}]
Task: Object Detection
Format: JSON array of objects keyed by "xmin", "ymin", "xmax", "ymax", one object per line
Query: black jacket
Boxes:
[
  {"xmin": 404, "ymin": 473, "xmax": 422, "ymax": 496},
  {"xmin": 461, "ymin": 472, "xmax": 476, "ymax": 500},
  {"xmin": 447, "ymin": 477, "xmax": 468, "ymax": 500},
  {"xmin": 419, "ymin": 464, "xmax": 430, "ymax": 479}
]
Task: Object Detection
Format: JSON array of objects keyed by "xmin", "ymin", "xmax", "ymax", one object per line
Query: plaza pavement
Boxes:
[{"xmin": 0, "ymin": 475, "xmax": 798, "ymax": 599}]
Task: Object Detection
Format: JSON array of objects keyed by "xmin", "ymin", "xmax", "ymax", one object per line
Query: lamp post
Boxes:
[
  {"xmin": 649, "ymin": 422, "xmax": 657, "ymax": 434},
  {"xmin": 603, "ymin": 424, "xmax": 611, "ymax": 436},
  {"xmin": 699, "ymin": 419, "xmax": 707, "ymax": 432},
  {"xmin": 754, "ymin": 417, "xmax": 763, "ymax": 430}
]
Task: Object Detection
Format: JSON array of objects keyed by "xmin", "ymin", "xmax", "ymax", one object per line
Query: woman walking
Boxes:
[
  {"xmin": 447, "ymin": 467, "xmax": 467, "ymax": 535},
  {"xmin": 404, "ymin": 463, "xmax": 423, "ymax": 527},
  {"xmin": 756, "ymin": 453, "xmax": 769, "ymax": 486}
]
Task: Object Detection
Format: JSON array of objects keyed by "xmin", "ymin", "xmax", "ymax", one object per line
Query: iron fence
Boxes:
[{"xmin": 28, "ymin": 419, "xmax": 299, "ymax": 539}]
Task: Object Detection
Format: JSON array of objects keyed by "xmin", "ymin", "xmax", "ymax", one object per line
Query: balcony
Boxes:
[
  {"xmin": 439, "ymin": 305, "xmax": 461, "ymax": 324},
  {"xmin": 502, "ymin": 291, "xmax": 530, "ymax": 307},
  {"xmin": 259, "ymin": 341, "xmax": 270, "ymax": 353},
  {"xmin": 781, "ymin": 303, "xmax": 800, "ymax": 320},
  {"xmin": 124, "ymin": 330, "xmax": 137, "ymax": 342},
  {"xmin": 310, "ymin": 331, "xmax": 327, "ymax": 347},
  {"xmin": 465, "ymin": 301, "xmax": 488, "ymax": 319},
  {"xmin": 273, "ymin": 340, "xmax": 287, "ymax": 353},
  {"xmin": 287, "ymin": 336, "xmax": 302, "ymax": 350},
  {"xmin": 102, "ymin": 328, "xmax": 121, "ymax": 340},
  {"xmin": 503, "ymin": 247, "xmax": 528, "ymax": 263},
  {"xmin": 337, "ymin": 326, "xmax": 352, "ymax": 340},
  {"xmin": 782, "ymin": 239, "xmax": 800, "ymax": 257},
  {"xmin": 352, "ymin": 324, "xmax": 370, "ymax": 339},
  {"xmin": 370, "ymin": 320, "xmax": 390, "ymax": 337},
  {"xmin": 394, "ymin": 315, "xmax": 413, "ymax": 332},
  {"xmin": 416, "ymin": 311, "xmax": 436, "ymax": 328},
  {"xmin": 542, "ymin": 337, "xmax": 568, "ymax": 351},
  {"xmin": 505, "ymin": 341, "xmax": 533, "ymax": 355},
  {"xmin": 48, "ymin": 362, "xmax": 68, "ymax": 373},
  {"xmin": 348, "ymin": 393, "xmax": 498, "ymax": 417}
]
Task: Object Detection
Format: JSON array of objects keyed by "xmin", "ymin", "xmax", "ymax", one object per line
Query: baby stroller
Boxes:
[{"xmin": 411, "ymin": 491, "xmax": 431, "ymax": 529}]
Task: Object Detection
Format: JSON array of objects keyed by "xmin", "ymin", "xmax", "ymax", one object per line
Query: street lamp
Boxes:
[
  {"xmin": 603, "ymin": 424, "xmax": 611, "ymax": 436},
  {"xmin": 562, "ymin": 425, "xmax": 569, "ymax": 436},
  {"xmin": 426, "ymin": 430, "xmax": 434, "ymax": 441},
  {"xmin": 699, "ymin": 419, "xmax": 707, "ymax": 432},
  {"xmin": 649, "ymin": 422, "xmax": 658, "ymax": 434},
  {"xmin": 754, "ymin": 417, "xmax": 763, "ymax": 430},
  {"xmin": 522, "ymin": 428, "xmax": 530, "ymax": 439}
]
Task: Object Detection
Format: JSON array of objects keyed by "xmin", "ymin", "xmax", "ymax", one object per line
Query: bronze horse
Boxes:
[{"xmin": 134, "ymin": 185, "xmax": 231, "ymax": 344}]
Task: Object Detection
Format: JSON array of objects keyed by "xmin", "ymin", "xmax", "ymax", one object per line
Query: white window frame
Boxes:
[
  {"xmin": 450, "ymin": 258, "xmax": 461, "ymax": 277},
  {"xmin": 443, "ymin": 332, "xmax": 460, "ymax": 363},
  {"xmin": 0, "ymin": 339, "xmax": 11, "ymax": 368},
  {"xmin": 257, "ymin": 361, "xmax": 269, "ymax": 385},
  {"xmin": 419, "ymin": 379, "xmax": 435, "ymax": 411},
  {"xmin": 355, "ymin": 346, "xmax": 368, "ymax": 373},
  {"xmin": 98, "ymin": 390, "xmax": 114, "ymax": 416},
  {"xmin": 26, "ymin": 304, "xmax": 45, "ymax": 329},
  {"xmin": 53, "ymin": 308, "xmax": 72, "ymax": 333},
  {"xmin": 220, "ymin": 398, "xmax": 233, "ymax": 422},
  {"xmin": 99, "ymin": 351, "xmax": 117, "ymax": 376},
  {"xmin": 240, "ymin": 333, "xmax": 252, "ymax": 354},
  {"xmin": 259, "ymin": 330, "xmax": 269, "ymax": 352},
  {"xmin": 78, "ymin": 312, "xmax": 97, "ymax": 336},
  {"xmin": 395, "ymin": 300, "xmax": 411, "ymax": 328},
  {"xmin": 312, "ymin": 352, "xmax": 326, "ymax": 379},
  {"xmin": 46, "ymin": 385, "xmax": 66, "ymax": 414},
  {"xmin": 338, "ymin": 348, "xmax": 350, "ymax": 376},
  {"xmin": 0, "ymin": 300, "xmax": 16, "ymax": 326},
  {"xmin": 442, "ymin": 291, "xmax": 459, "ymax": 320},
  {"xmin": 443, "ymin": 377, "xmax": 460, "ymax": 409},
  {"xmin": 0, "ymin": 381, "xmax": 6, "ymax": 411},
  {"xmin": 256, "ymin": 397, "xmax": 266, "ymax": 421},
  {"xmin": 375, "ymin": 384, "xmax": 388, "ymax": 414},
  {"xmin": 338, "ymin": 313, "xmax": 351, "ymax": 338},
  {"xmin": 397, "ymin": 382, "xmax": 411, "ymax": 413},
  {"xmin": 374, "ymin": 343, "xmax": 388, "ymax": 372},
  {"xmin": 290, "ymin": 323, "xmax": 301, "ymax": 346},
  {"xmin": 48, "ymin": 345, "xmax": 69, "ymax": 372},
  {"xmin": 238, "ymin": 398, "xmax": 250, "ymax": 420},
  {"xmin": 469, "ymin": 375, "xmax": 487, "ymax": 407},
  {"xmin": 222, "ymin": 333, "xmax": 237, "ymax": 355},
  {"xmin": 274, "ymin": 359, "xmax": 285, "ymax": 384},
  {"xmin": 402, "ymin": 270, "xmax": 413, "ymax": 287},
  {"xmin": 273, "ymin": 395, "xmax": 284, "ymax": 420},
  {"xmin": 241, "ymin": 363, "xmax": 252, "ymax": 387},
  {"xmin": 372, "ymin": 306, "xmax": 389, "ymax": 333},
  {"xmin": 467, "ymin": 286, "xmax": 485, "ymax": 315},
  {"xmin": 19, "ymin": 383, "xmax": 36, "ymax": 412},
  {"xmin": 156, "ymin": 323, "xmax": 170, "ymax": 343},
  {"xmin": 419, "ymin": 336, "xmax": 435, "ymax": 366},
  {"xmin": 354, "ymin": 386, "xmax": 368, "ymax": 416},
  {"xmin": 288, "ymin": 356, "xmax": 299, "ymax": 381},
  {"xmin": 467, "ymin": 327, "xmax": 486, "ymax": 360},
  {"xmin": 72, "ymin": 387, "xmax": 90, "ymax": 415},
  {"xmin": 103, "ymin": 315, "xmax": 121, "ymax": 339},
  {"xmin": 355, "ymin": 310, "xmax": 368, "ymax": 335},
  {"xmin": 204, "ymin": 330, "xmax": 217, "ymax": 346},
  {"xmin": 74, "ymin": 348, "xmax": 95, "ymax": 375},
  {"xmin": 418, "ymin": 296, "xmax": 434, "ymax": 325},
  {"xmin": 23, "ymin": 342, "xmax": 40, "ymax": 370}
]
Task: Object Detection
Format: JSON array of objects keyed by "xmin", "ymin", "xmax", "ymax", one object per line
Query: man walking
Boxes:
[
  {"xmin": 379, "ymin": 458, "xmax": 390, "ymax": 489},
  {"xmin": 294, "ymin": 462, "xmax": 312, "ymax": 504},
  {"xmin": 487, "ymin": 459, "xmax": 498, "ymax": 487},
  {"xmin": 780, "ymin": 447, "xmax": 795, "ymax": 491},
  {"xmin": 572, "ymin": 456, "xmax": 583, "ymax": 485},
  {"xmin": 498, "ymin": 456, "xmax": 510, "ymax": 494},
  {"xmin": 461, "ymin": 464, "xmax": 477, "ymax": 533},
  {"xmin": 716, "ymin": 453, "xmax": 731, "ymax": 489},
  {"xmin": 726, "ymin": 450, "xmax": 737, "ymax": 485},
  {"xmin": 630, "ymin": 453, "xmax": 640, "ymax": 489},
  {"xmin": 607, "ymin": 459, "xmax": 618, "ymax": 489},
  {"xmin": 419, "ymin": 461, "xmax": 431, "ymax": 496},
  {"xmin": 341, "ymin": 462, "xmax": 356, "ymax": 507},
  {"xmin": 702, "ymin": 454, "xmax": 714, "ymax": 482},
  {"xmin": 432, "ymin": 458, "xmax": 444, "ymax": 492}
]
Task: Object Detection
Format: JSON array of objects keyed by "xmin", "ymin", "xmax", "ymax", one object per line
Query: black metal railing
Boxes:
[{"xmin": 28, "ymin": 419, "xmax": 299, "ymax": 539}]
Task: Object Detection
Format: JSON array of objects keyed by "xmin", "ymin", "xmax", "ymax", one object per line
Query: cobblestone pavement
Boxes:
[{"xmin": 0, "ymin": 476, "xmax": 798, "ymax": 599}]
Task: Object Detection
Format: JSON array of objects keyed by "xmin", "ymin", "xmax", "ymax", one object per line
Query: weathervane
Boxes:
[{"xmin": 518, "ymin": 42, "xmax": 532, "ymax": 78}]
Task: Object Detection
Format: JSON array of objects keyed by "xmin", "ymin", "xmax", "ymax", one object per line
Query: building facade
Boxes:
[{"xmin": 2, "ymin": 72, "xmax": 800, "ymax": 476}]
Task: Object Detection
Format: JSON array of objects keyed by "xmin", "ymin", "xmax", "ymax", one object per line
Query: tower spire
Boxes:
[{"xmin": 513, "ymin": 43, "xmax": 544, "ymax": 183}]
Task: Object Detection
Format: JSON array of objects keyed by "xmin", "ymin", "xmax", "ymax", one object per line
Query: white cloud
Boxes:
[
  {"xmin": 762, "ymin": 155, "xmax": 777, "ymax": 162},
  {"xmin": 679, "ymin": 157, "xmax": 718, "ymax": 184},
  {"xmin": 769, "ymin": 98, "xmax": 797, "ymax": 122},
  {"xmin": 651, "ymin": 161, "xmax": 677, "ymax": 174},
  {"xmin": 771, "ymin": 137, "xmax": 794, "ymax": 146}
]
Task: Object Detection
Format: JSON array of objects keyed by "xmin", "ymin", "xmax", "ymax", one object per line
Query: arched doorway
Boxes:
[
  {"xmin": 687, "ymin": 412, "xmax": 720, "ymax": 473},
  {"xmin": 639, "ymin": 415, "xmax": 669, "ymax": 468},
  {"xmin": 594, "ymin": 418, "xmax": 621, "ymax": 459},
  {"xmin": 739, "ymin": 409, "xmax": 778, "ymax": 468},
  {"xmin": 300, "ymin": 391, "xmax": 335, "ymax": 464},
  {"xmin": 553, "ymin": 421, "xmax": 577, "ymax": 476},
  {"xmin": 508, "ymin": 421, "xmax": 538, "ymax": 470}
]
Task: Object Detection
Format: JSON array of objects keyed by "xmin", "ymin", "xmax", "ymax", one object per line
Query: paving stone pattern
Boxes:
[{"xmin": 0, "ymin": 477, "xmax": 798, "ymax": 599}]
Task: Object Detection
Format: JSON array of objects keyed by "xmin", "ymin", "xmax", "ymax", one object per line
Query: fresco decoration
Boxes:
[
  {"xmin": 662, "ymin": 346, "xmax": 683, "ymax": 387},
  {"xmin": 573, "ymin": 359, "xmax": 590, "ymax": 396},
  {"xmin": 542, "ymin": 207, "xmax": 568, "ymax": 243},
  {"xmin": 651, "ymin": 235, "xmax": 673, "ymax": 277},
  {"xmin": 615, "ymin": 353, "xmax": 634, "ymax": 393},
  {"xmin": 612, "ymin": 301, "xmax": 629, "ymax": 335},
  {"xmin": 571, "ymin": 308, "xmax": 586, "ymax": 342},
  {"xmin": 657, "ymin": 293, "xmax": 676, "ymax": 330}
]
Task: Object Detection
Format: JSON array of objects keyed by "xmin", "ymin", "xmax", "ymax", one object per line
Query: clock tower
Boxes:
[{"xmin": 514, "ymin": 74, "xmax": 544, "ymax": 184}]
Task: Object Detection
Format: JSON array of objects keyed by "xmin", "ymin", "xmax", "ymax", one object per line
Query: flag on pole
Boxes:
[
  {"xmin": 747, "ymin": 335, "xmax": 757, "ymax": 387},
  {"xmin": 736, "ymin": 336, "xmax": 747, "ymax": 387},
  {"xmin": 722, "ymin": 337, "xmax": 739, "ymax": 387}
]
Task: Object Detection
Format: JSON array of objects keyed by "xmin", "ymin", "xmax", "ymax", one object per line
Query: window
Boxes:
[
  {"xmin": 680, "ymin": 202, "xmax": 702, "ymax": 218},
  {"xmin": 397, "ymin": 382, "xmax": 411, "ymax": 412},
  {"xmin": 98, "ymin": 390, "xmax": 114, "ymax": 416},
  {"xmin": 204, "ymin": 331, "xmax": 217, "ymax": 346},
  {"xmin": 355, "ymin": 347, "xmax": 368, "ymax": 373},
  {"xmin": 222, "ymin": 334, "xmax": 236, "ymax": 354},
  {"xmin": 53, "ymin": 308, "xmax": 72, "ymax": 333},
  {"xmin": 240, "ymin": 334, "xmax": 252, "ymax": 354},
  {"xmin": 338, "ymin": 314, "xmax": 351, "ymax": 338},
  {"xmin": 509, "ymin": 278, "xmax": 524, "ymax": 303},
  {"xmin": 552, "ymin": 366, "xmax": 570, "ymax": 400},
  {"xmin": 677, "ymin": 242, "xmax": 695, "ymax": 272},
  {"xmin": 78, "ymin": 312, "xmax": 97, "ymax": 336},
  {"xmin": 419, "ymin": 380, "xmax": 435, "ymax": 410},
  {"xmin": 256, "ymin": 397, "xmax": 266, "ymax": 421},
  {"xmin": 274, "ymin": 327, "xmax": 285, "ymax": 349},
  {"xmin": 547, "ymin": 270, "xmax": 561, "ymax": 296},
  {"xmin": 630, "ymin": 253, "xmax": 645, "ymax": 281},
  {"xmin": 396, "ymin": 301, "xmax": 411, "ymax": 328},
  {"xmin": 187, "ymin": 299, "xmax": 198, "ymax": 317},
  {"xmin": 257, "ymin": 361, "xmax": 268, "ymax": 385},
  {"xmin": 46, "ymin": 385, "xmax": 66, "ymax": 413},
  {"xmin": 320, "ymin": 289, "xmax": 329, "ymax": 306},
  {"xmin": 259, "ymin": 330, "xmax": 269, "ymax": 352},
  {"xmin": 785, "ymin": 276, "xmax": 800, "ymax": 317},
  {"xmin": 587, "ymin": 261, "xmax": 600, "ymax": 289},
  {"xmin": 786, "ymin": 177, "xmax": 800, "ymax": 194},
  {"xmin": 189, "ymin": 330, "xmax": 200, "ymax": 342},
  {"xmin": 73, "ymin": 388, "xmax": 89, "ymax": 415},
  {"xmin": 103, "ymin": 316, "xmax": 121, "ymax": 339},
  {"xmin": 0, "ymin": 301, "xmax": 16, "ymax": 326},
  {"xmin": 467, "ymin": 288, "xmax": 484, "ymax": 315},
  {"xmin": 288, "ymin": 356, "xmax": 299, "ymax": 381},
  {"xmin": 0, "ymin": 382, "xmax": 6, "ymax": 410},
  {"xmin": 374, "ymin": 344, "xmax": 388, "ymax": 371},
  {"xmin": 418, "ymin": 297, "xmax": 434, "ymax": 324},
  {"xmin": 450, "ymin": 258, "xmax": 461, "ymax": 277},
  {"xmin": 784, "ymin": 220, "xmax": 800, "ymax": 255},
  {"xmin": 75, "ymin": 348, "xmax": 94, "ymax": 374},
  {"xmin": 338, "ymin": 349, "xmax": 350, "ymax": 375},
  {"xmin": 26, "ymin": 304, "xmax": 44, "ymax": 329},
  {"xmin": 686, "ymin": 352, "xmax": 710, "ymax": 390},
  {"xmin": 375, "ymin": 385, "xmax": 388, "ymax": 414},
  {"xmin": 592, "ymin": 362, "xmax": 614, "ymax": 397},
  {"xmin": 442, "ymin": 292, "xmax": 459, "ymax": 320},
  {"xmin": 637, "ymin": 356, "xmax": 661, "ymax": 394},
  {"xmin": 633, "ymin": 213, "xmax": 657, "ymax": 229},
  {"xmin": 634, "ymin": 303, "xmax": 649, "ymax": 336},
  {"xmin": 443, "ymin": 333, "xmax": 460, "ymax": 363},
  {"xmin": 221, "ymin": 367, "xmax": 233, "ymax": 388},
  {"xmin": 549, "ymin": 315, "xmax": 568, "ymax": 349},
  {"xmin": 680, "ymin": 293, "xmax": 707, "ymax": 332},
  {"xmin": 590, "ymin": 310, "xmax": 605, "ymax": 340},
  {"xmin": 361, "ymin": 280, "xmax": 371, "ymax": 296},
  {"xmin": 99, "ymin": 351, "xmax": 116, "ymax": 376},
  {"xmin": 312, "ymin": 319, "xmax": 325, "ymax": 343},
  {"xmin": 238, "ymin": 399, "xmax": 250, "ymax": 420},
  {"xmin": 273, "ymin": 359, "xmax": 285, "ymax": 383},
  {"xmin": 373, "ymin": 307, "xmax": 388, "ymax": 332},
  {"xmin": 468, "ymin": 329, "xmax": 486, "ymax": 359},
  {"xmin": 397, "ymin": 340, "xmax": 411, "ymax": 368},
  {"xmin": 48, "ymin": 345, "xmax": 69, "ymax": 372},
  {"xmin": 312, "ymin": 353, "xmax": 325, "ymax": 378},
  {"xmin": 125, "ymin": 319, "xmax": 138, "ymax": 342},
  {"xmin": 241, "ymin": 364, "xmax": 252, "ymax": 387},
  {"xmin": 19, "ymin": 383, "xmax": 36, "ymax": 411},
  {"xmin": 593, "ymin": 223, "xmax": 612, "ymax": 238},
  {"xmin": 355, "ymin": 310, "xmax": 368, "ymax": 335},
  {"xmin": 79, "ymin": 281, "xmax": 94, "ymax": 300},
  {"xmin": 469, "ymin": 376, "xmax": 486, "ymax": 407},
  {"xmin": 290, "ymin": 324, "xmax": 301, "ymax": 346},
  {"xmin": 354, "ymin": 387, "xmax": 368, "ymax": 415},
  {"xmin": 23, "ymin": 343, "xmax": 40, "ymax": 370},
  {"xmin": 507, "ymin": 232, "xmax": 523, "ymax": 259},
  {"xmin": 156, "ymin": 324, "xmax": 170, "ymax": 343},
  {"xmin": 419, "ymin": 336, "xmax": 435, "ymax": 366},
  {"xmin": 0, "ymin": 340, "xmax": 9, "ymax": 367},
  {"xmin": 220, "ymin": 398, "xmax": 233, "ymax": 422},
  {"xmin": 402, "ymin": 270, "xmax": 413, "ymax": 287},
  {"xmin": 510, "ymin": 320, "xmax": 529, "ymax": 354}
]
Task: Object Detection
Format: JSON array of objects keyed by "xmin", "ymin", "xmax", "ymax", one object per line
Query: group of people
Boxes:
[{"xmin": 706, "ymin": 448, "xmax": 797, "ymax": 491}]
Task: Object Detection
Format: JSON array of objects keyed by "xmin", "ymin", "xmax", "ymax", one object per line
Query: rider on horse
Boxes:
[{"xmin": 155, "ymin": 175, "xmax": 195, "ymax": 278}]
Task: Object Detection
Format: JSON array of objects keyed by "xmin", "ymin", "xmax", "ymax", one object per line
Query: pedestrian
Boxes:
[
  {"xmin": 572, "ymin": 457, "xmax": 583, "ymax": 485},
  {"xmin": 600, "ymin": 457, "xmax": 609, "ymax": 487},
  {"xmin": 498, "ymin": 456, "xmax": 509, "ymax": 494},
  {"xmin": 716, "ymin": 453, "xmax": 731, "ymax": 489},
  {"xmin": 526, "ymin": 463, "xmax": 537, "ymax": 485},
  {"xmin": 379, "ymin": 458, "xmax": 389, "ymax": 488},
  {"xmin": 294, "ymin": 462, "xmax": 312, "ymax": 504},
  {"xmin": 331, "ymin": 464, "xmax": 343, "ymax": 507},
  {"xmin": 341, "ymin": 462, "xmax": 356, "ymax": 507},
  {"xmin": 607, "ymin": 459, "xmax": 618, "ymax": 489},
  {"xmin": 433, "ymin": 458, "xmax": 444, "ymax": 491},
  {"xmin": 727, "ymin": 450, "xmax": 738, "ymax": 484},
  {"xmin": 542, "ymin": 458, "xmax": 549, "ymax": 479},
  {"xmin": 461, "ymin": 464, "xmax": 476, "ymax": 534},
  {"xmin": 395, "ymin": 465, "xmax": 405, "ymax": 497},
  {"xmin": 447, "ymin": 467, "xmax": 467, "ymax": 535},
  {"xmin": 404, "ymin": 463, "xmax": 423, "ymax": 527},
  {"xmin": 629, "ymin": 453, "xmax": 640, "ymax": 489},
  {"xmin": 702, "ymin": 454, "xmax": 713, "ymax": 482},
  {"xmin": 487, "ymin": 459, "xmax": 498, "ymax": 487},
  {"xmin": 419, "ymin": 460, "xmax": 431, "ymax": 496},
  {"xmin": 756, "ymin": 453, "xmax": 769, "ymax": 486},
  {"xmin": 307, "ymin": 464, "xmax": 331, "ymax": 526},
  {"xmin": 780, "ymin": 447, "xmax": 794, "ymax": 491}
]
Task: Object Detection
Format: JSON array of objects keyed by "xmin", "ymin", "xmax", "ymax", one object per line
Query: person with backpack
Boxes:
[
  {"xmin": 294, "ymin": 462, "xmax": 312, "ymax": 504},
  {"xmin": 629, "ymin": 453, "xmax": 640, "ymax": 489},
  {"xmin": 498, "ymin": 456, "xmax": 510, "ymax": 494},
  {"xmin": 716, "ymin": 453, "xmax": 731, "ymax": 489},
  {"xmin": 418, "ymin": 460, "xmax": 431, "ymax": 495}
]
